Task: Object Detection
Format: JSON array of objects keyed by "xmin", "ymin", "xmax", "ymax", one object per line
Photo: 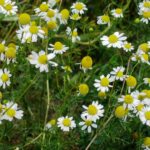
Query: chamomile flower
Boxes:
[
  {"xmin": 70, "ymin": 13, "xmax": 81, "ymax": 20},
  {"xmin": 139, "ymin": 107, "xmax": 150, "ymax": 126},
  {"xmin": 79, "ymin": 115, "xmax": 97, "ymax": 133},
  {"xmin": 47, "ymin": 20, "xmax": 58, "ymax": 31},
  {"xmin": 2, "ymin": 0, "xmax": 18, "ymax": 16},
  {"xmin": 115, "ymin": 105, "xmax": 126, "ymax": 118},
  {"xmin": 28, "ymin": 50, "xmax": 57, "ymax": 72},
  {"xmin": 81, "ymin": 101, "xmax": 104, "ymax": 122},
  {"xmin": 111, "ymin": 8, "xmax": 123, "ymax": 18},
  {"xmin": 66, "ymin": 27, "xmax": 80, "ymax": 43},
  {"xmin": 80, "ymin": 56, "xmax": 93, "ymax": 73},
  {"xmin": 118, "ymin": 93, "xmax": 139, "ymax": 110},
  {"xmin": 34, "ymin": 2, "xmax": 49, "ymax": 17},
  {"xmin": 58, "ymin": 9, "xmax": 70, "ymax": 24},
  {"xmin": 17, "ymin": 22, "xmax": 45, "ymax": 43},
  {"xmin": 101, "ymin": 32, "xmax": 127, "ymax": 48},
  {"xmin": 122, "ymin": 42, "xmax": 134, "ymax": 52},
  {"xmin": 133, "ymin": 100, "xmax": 145, "ymax": 116},
  {"xmin": 0, "ymin": 41, "xmax": 6, "ymax": 61},
  {"xmin": 138, "ymin": 42, "xmax": 150, "ymax": 54},
  {"xmin": 139, "ymin": 11, "xmax": 150, "ymax": 24},
  {"xmin": 2, "ymin": 101, "xmax": 23, "ymax": 121},
  {"xmin": 78, "ymin": 83, "xmax": 89, "ymax": 96},
  {"xmin": 48, "ymin": 42, "xmax": 69, "ymax": 54},
  {"xmin": 57, "ymin": 116, "xmax": 76, "ymax": 132},
  {"xmin": 140, "ymin": 53, "xmax": 150, "ymax": 65},
  {"xmin": 144, "ymin": 78, "xmax": 150, "ymax": 86},
  {"xmin": 45, "ymin": 119, "xmax": 56, "ymax": 130},
  {"xmin": 94, "ymin": 74, "xmax": 113, "ymax": 92},
  {"xmin": 110, "ymin": 66, "xmax": 125, "ymax": 81},
  {"xmin": 142, "ymin": 137, "xmax": 150, "ymax": 150},
  {"xmin": 97, "ymin": 15, "xmax": 110, "ymax": 26},
  {"xmin": 5, "ymin": 43, "xmax": 17, "ymax": 64},
  {"xmin": 42, "ymin": 8, "xmax": 58, "ymax": 22},
  {"xmin": 126, "ymin": 75, "xmax": 137, "ymax": 89},
  {"xmin": 139, "ymin": 0, "xmax": 150, "ymax": 12},
  {"xmin": 71, "ymin": 2, "xmax": 87, "ymax": 15},
  {"xmin": 18, "ymin": 13, "xmax": 31, "ymax": 26},
  {"xmin": 0, "ymin": 68, "xmax": 11, "ymax": 89}
]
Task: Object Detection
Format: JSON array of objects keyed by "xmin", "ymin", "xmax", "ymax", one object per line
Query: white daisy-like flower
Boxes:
[
  {"xmin": 58, "ymin": 9, "xmax": 70, "ymax": 25},
  {"xmin": 118, "ymin": 93, "xmax": 139, "ymax": 110},
  {"xmin": 139, "ymin": 107, "xmax": 150, "ymax": 126},
  {"xmin": 48, "ymin": 41, "xmax": 69, "ymax": 54},
  {"xmin": 144, "ymin": 78, "xmax": 150, "ymax": 86},
  {"xmin": 140, "ymin": 53, "xmax": 150, "ymax": 65},
  {"xmin": 132, "ymin": 90, "xmax": 146, "ymax": 101},
  {"xmin": 71, "ymin": 2, "xmax": 87, "ymax": 15},
  {"xmin": 57, "ymin": 116, "xmax": 76, "ymax": 132},
  {"xmin": 110, "ymin": 66, "xmax": 126, "ymax": 81},
  {"xmin": 94, "ymin": 74, "xmax": 113, "ymax": 92},
  {"xmin": 79, "ymin": 115, "xmax": 97, "ymax": 133},
  {"xmin": 34, "ymin": 2, "xmax": 50, "ymax": 17},
  {"xmin": 0, "ymin": 41, "xmax": 6, "ymax": 61},
  {"xmin": 1, "ymin": 0, "xmax": 18, "ymax": 16},
  {"xmin": 137, "ymin": 42, "xmax": 150, "ymax": 54},
  {"xmin": 45, "ymin": 119, "xmax": 56, "ymax": 130},
  {"xmin": 142, "ymin": 137, "xmax": 150, "ymax": 150},
  {"xmin": 139, "ymin": 10, "xmax": 150, "ymax": 24},
  {"xmin": 111, "ymin": 8, "xmax": 123, "ymax": 18},
  {"xmin": 122, "ymin": 41, "xmax": 134, "ymax": 52},
  {"xmin": 16, "ymin": 22, "xmax": 45, "ymax": 43},
  {"xmin": 97, "ymin": 15, "xmax": 110, "ymax": 26},
  {"xmin": 28, "ymin": 50, "xmax": 57, "ymax": 72},
  {"xmin": 81, "ymin": 101, "xmax": 104, "ymax": 122},
  {"xmin": 100, "ymin": 32, "xmax": 127, "ymax": 48},
  {"xmin": 1, "ymin": 101, "xmax": 23, "ymax": 121},
  {"xmin": 139, "ymin": 0, "xmax": 150, "ymax": 12},
  {"xmin": 66, "ymin": 27, "xmax": 80, "ymax": 43},
  {"xmin": 0, "ymin": 68, "xmax": 11, "ymax": 89},
  {"xmin": 70, "ymin": 13, "xmax": 81, "ymax": 20},
  {"xmin": 5, "ymin": 44, "xmax": 18, "ymax": 64},
  {"xmin": 42, "ymin": 8, "xmax": 58, "ymax": 22}
]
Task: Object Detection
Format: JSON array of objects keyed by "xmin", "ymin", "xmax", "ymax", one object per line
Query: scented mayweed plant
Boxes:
[{"xmin": 0, "ymin": 0, "xmax": 150, "ymax": 149}]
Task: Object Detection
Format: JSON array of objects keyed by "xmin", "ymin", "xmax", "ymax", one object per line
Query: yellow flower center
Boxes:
[
  {"xmin": 62, "ymin": 118, "xmax": 71, "ymax": 127},
  {"xmin": 115, "ymin": 106, "xmax": 125, "ymax": 118},
  {"xmin": 115, "ymin": 8, "xmax": 122, "ymax": 14},
  {"xmin": 136, "ymin": 104, "xmax": 144, "ymax": 111},
  {"xmin": 72, "ymin": 30, "xmax": 78, "ymax": 37},
  {"xmin": 47, "ymin": 9, "xmax": 55, "ymax": 18},
  {"xmin": 124, "ymin": 43, "xmax": 131, "ymax": 49},
  {"xmin": 29, "ymin": 25, "xmax": 38, "ymax": 34},
  {"xmin": 54, "ymin": 42, "xmax": 63, "ymax": 50},
  {"xmin": 109, "ymin": 34, "xmax": 118, "ymax": 43},
  {"xmin": 143, "ymin": 90, "xmax": 150, "ymax": 98},
  {"xmin": 49, "ymin": 119, "xmax": 56, "ymax": 126},
  {"xmin": 0, "ymin": 0, "xmax": 4, "ymax": 6},
  {"xmin": 5, "ymin": 47, "xmax": 16, "ymax": 58},
  {"xmin": 116, "ymin": 71, "xmax": 123, "ymax": 77},
  {"xmin": 126, "ymin": 76, "xmax": 137, "ymax": 87},
  {"xmin": 87, "ymin": 105, "xmax": 98, "ymax": 115},
  {"xmin": 144, "ymin": 2, "xmax": 150, "ymax": 8},
  {"xmin": 0, "ymin": 44, "xmax": 5, "ymax": 53},
  {"xmin": 139, "ymin": 43, "xmax": 149, "ymax": 52},
  {"xmin": 47, "ymin": 21, "xmax": 57, "ymax": 30},
  {"xmin": 19, "ymin": 13, "xmax": 31, "ymax": 25},
  {"xmin": 144, "ymin": 137, "xmax": 150, "ymax": 146},
  {"xmin": 85, "ymin": 120, "xmax": 92, "ymax": 126},
  {"xmin": 124, "ymin": 95, "xmax": 133, "ymax": 104},
  {"xmin": 61, "ymin": 9, "xmax": 70, "ymax": 19},
  {"xmin": 6, "ymin": 108, "xmax": 16, "ymax": 118},
  {"xmin": 71, "ymin": 13, "xmax": 80, "ymax": 20},
  {"xmin": 145, "ymin": 111, "xmax": 150, "ymax": 120},
  {"xmin": 101, "ymin": 77, "xmax": 109, "ymax": 87},
  {"xmin": 1, "ymin": 74, "xmax": 9, "ymax": 82},
  {"xmin": 143, "ymin": 11, "xmax": 150, "ymax": 18},
  {"xmin": 142, "ymin": 54, "xmax": 149, "ymax": 61},
  {"xmin": 79, "ymin": 84, "xmax": 89, "ymax": 96},
  {"xmin": 75, "ymin": 3, "xmax": 83, "ymax": 10},
  {"xmin": 38, "ymin": 54, "xmax": 48, "ymax": 64},
  {"xmin": 5, "ymin": 4, "xmax": 12, "ymax": 11},
  {"xmin": 138, "ymin": 94, "xmax": 145, "ymax": 100},
  {"xmin": 81, "ymin": 56, "xmax": 93, "ymax": 69},
  {"xmin": 39, "ymin": 3, "xmax": 49, "ymax": 12},
  {"xmin": 101, "ymin": 15, "xmax": 110, "ymax": 22},
  {"xmin": 98, "ymin": 91, "xmax": 106, "ymax": 98}
]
